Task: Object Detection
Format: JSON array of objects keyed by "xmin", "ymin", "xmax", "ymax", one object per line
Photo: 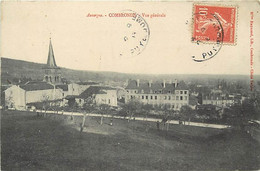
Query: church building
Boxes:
[
  {"xmin": 4, "ymin": 38, "xmax": 118, "ymax": 110},
  {"xmin": 4, "ymin": 39, "xmax": 65, "ymax": 110},
  {"xmin": 43, "ymin": 39, "xmax": 62, "ymax": 84}
]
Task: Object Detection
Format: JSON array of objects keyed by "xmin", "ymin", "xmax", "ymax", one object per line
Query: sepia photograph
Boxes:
[{"xmin": 1, "ymin": 1, "xmax": 260, "ymax": 170}]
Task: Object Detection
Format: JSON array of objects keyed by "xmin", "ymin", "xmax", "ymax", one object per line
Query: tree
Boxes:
[
  {"xmin": 80, "ymin": 97, "xmax": 95, "ymax": 132},
  {"xmin": 5, "ymin": 90, "xmax": 14, "ymax": 109},
  {"xmin": 99, "ymin": 104, "xmax": 110, "ymax": 125},
  {"xmin": 41, "ymin": 94, "xmax": 50, "ymax": 117},
  {"xmin": 222, "ymin": 97, "xmax": 260, "ymax": 130},
  {"xmin": 122, "ymin": 99, "xmax": 142, "ymax": 121},
  {"xmin": 180, "ymin": 105, "xmax": 193, "ymax": 125},
  {"xmin": 142, "ymin": 104, "xmax": 153, "ymax": 121},
  {"xmin": 161, "ymin": 105, "xmax": 174, "ymax": 131}
]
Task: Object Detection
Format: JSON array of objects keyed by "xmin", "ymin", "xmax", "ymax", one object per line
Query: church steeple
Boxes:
[
  {"xmin": 47, "ymin": 38, "xmax": 57, "ymax": 68},
  {"xmin": 43, "ymin": 38, "xmax": 62, "ymax": 84}
]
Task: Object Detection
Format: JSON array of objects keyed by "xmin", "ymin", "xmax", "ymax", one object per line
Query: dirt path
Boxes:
[{"xmin": 35, "ymin": 109, "xmax": 230, "ymax": 129}]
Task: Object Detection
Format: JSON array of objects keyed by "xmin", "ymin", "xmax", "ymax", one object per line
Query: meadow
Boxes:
[{"xmin": 1, "ymin": 110, "xmax": 259, "ymax": 170}]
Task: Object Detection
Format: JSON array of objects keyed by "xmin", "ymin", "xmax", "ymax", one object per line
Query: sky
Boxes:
[{"xmin": 1, "ymin": 1, "xmax": 260, "ymax": 75}]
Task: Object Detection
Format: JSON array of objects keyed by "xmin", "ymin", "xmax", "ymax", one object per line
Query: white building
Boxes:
[
  {"xmin": 75, "ymin": 86, "xmax": 117, "ymax": 107},
  {"xmin": 4, "ymin": 81, "xmax": 64, "ymax": 109},
  {"xmin": 66, "ymin": 82, "xmax": 100, "ymax": 97},
  {"xmin": 125, "ymin": 79, "xmax": 189, "ymax": 110},
  {"xmin": 202, "ymin": 93, "xmax": 234, "ymax": 107}
]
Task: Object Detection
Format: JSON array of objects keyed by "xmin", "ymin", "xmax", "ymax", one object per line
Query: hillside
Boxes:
[
  {"xmin": 1, "ymin": 57, "xmax": 258, "ymax": 86},
  {"xmin": 1, "ymin": 57, "xmax": 131, "ymax": 85}
]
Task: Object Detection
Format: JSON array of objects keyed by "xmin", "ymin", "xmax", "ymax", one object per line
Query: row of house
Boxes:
[
  {"xmin": 6, "ymin": 38, "xmax": 241, "ymax": 112},
  {"xmin": 199, "ymin": 91, "xmax": 246, "ymax": 107}
]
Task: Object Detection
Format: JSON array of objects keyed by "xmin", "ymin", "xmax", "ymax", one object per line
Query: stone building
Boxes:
[
  {"xmin": 4, "ymin": 39, "xmax": 65, "ymax": 109},
  {"xmin": 125, "ymin": 79, "xmax": 189, "ymax": 110},
  {"xmin": 75, "ymin": 86, "xmax": 117, "ymax": 107}
]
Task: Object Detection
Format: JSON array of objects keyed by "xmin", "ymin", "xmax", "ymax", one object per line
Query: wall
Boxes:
[
  {"xmin": 4, "ymin": 85, "xmax": 26, "ymax": 109},
  {"xmin": 26, "ymin": 88, "xmax": 63, "ymax": 104},
  {"xmin": 67, "ymin": 83, "xmax": 90, "ymax": 96},
  {"xmin": 125, "ymin": 89, "xmax": 189, "ymax": 110},
  {"xmin": 95, "ymin": 90, "xmax": 117, "ymax": 107},
  {"xmin": 203, "ymin": 99, "xmax": 234, "ymax": 107}
]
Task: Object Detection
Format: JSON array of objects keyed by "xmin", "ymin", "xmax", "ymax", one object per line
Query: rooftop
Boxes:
[
  {"xmin": 56, "ymin": 84, "xmax": 68, "ymax": 91},
  {"xmin": 203, "ymin": 93, "xmax": 234, "ymax": 100},
  {"xmin": 78, "ymin": 86, "xmax": 116, "ymax": 99},
  {"xmin": 125, "ymin": 80, "xmax": 188, "ymax": 94},
  {"xmin": 20, "ymin": 81, "xmax": 54, "ymax": 91},
  {"xmin": 77, "ymin": 81, "xmax": 100, "ymax": 86}
]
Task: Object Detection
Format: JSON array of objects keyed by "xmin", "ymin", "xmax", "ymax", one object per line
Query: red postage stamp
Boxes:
[{"xmin": 192, "ymin": 4, "xmax": 237, "ymax": 44}]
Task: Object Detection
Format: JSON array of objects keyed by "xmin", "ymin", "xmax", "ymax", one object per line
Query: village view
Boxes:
[{"xmin": 1, "ymin": 39, "xmax": 260, "ymax": 170}]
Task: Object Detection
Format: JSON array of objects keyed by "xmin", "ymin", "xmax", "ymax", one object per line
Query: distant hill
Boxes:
[
  {"xmin": 1, "ymin": 57, "xmax": 259, "ymax": 86},
  {"xmin": 0, "ymin": 57, "xmax": 142, "ymax": 85}
]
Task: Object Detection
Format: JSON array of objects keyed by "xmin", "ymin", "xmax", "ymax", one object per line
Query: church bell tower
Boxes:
[{"xmin": 43, "ymin": 38, "xmax": 62, "ymax": 84}]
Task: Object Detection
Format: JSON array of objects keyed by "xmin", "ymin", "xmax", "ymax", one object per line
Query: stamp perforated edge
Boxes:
[{"xmin": 191, "ymin": 3, "xmax": 238, "ymax": 46}]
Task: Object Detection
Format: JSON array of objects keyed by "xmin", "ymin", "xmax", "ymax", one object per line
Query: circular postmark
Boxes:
[
  {"xmin": 112, "ymin": 10, "xmax": 150, "ymax": 58},
  {"xmin": 191, "ymin": 12, "xmax": 224, "ymax": 62}
]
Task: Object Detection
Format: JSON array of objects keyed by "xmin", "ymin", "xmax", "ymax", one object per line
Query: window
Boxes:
[
  {"xmin": 127, "ymin": 90, "xmax": 129, "ymax": 93},
  {"xmin": 155, "ymin": 96, "xmax": 157, "ymax": 100},
  {"xmin": 184, "ymin": 91, "xmax": 187, "ymax": 94},
  {"xmin": 184, "ymin": 96, "xmax": 187, "ymax": 100},
  {"xmin": 168, "ymin": 91, "xmax": 171, "ymax": 94},
  {"xmin": 180, "ymin": 96, "xmax": 183, "ymax": 100},
  {"xmin": 164, "ymin": 96, "xmax": 167, "ymax": 100},
  {"xmin": 146, "ymin": 96, "xmax": 148, "ymax": 99},
  {"xmin": 154, "ymin": 91, "xmax": 157, "ymax": 93},
  {"xmin": 142, "ymin": 96, "xmax": 144, "ymax": 99},
  {"xmin": 180, "ymin": 91, "xmax": 183, "ymax": 94},
  {"xmin": 62, "ymin": 93, "xmax": 64, "ymax": 97},
  {"xmin": 79, "ymin": 99, "xmax": 82, "ymax": 103},
  {"xmin": 168, "ymin": 96, "xmax": 171, "ymax": 100},
  {"xmin": 176, "ymin": 91, "xmax": 179, "ymax": 94},
  {"xmin": 134, "ymin": 90, "xmax": 137, "ymax": 93},
  {"xmin": 108, "ymin": 99, "xmax": 111, "ymax": 104},
  {"xmin": 151, "ymin": 96, "xmax": 153, "ymax": 100},
  {"xmin": 159, "ymin": 90, "xmax": 162, "ymax": 94},
  {"xmin": 176, "ymin": 96, "xmax": 179, "ymax": 100},
  {"xmin": 131, "ymin": 95, "xmax": 133, "ymax": 99}
]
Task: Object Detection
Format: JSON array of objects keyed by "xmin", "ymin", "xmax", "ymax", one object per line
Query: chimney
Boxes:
[
  {"xmin": 137, "ymin": 79, "xmax": 140, "ymax": 87},
  {"xmin": 148, "ymin": 80, "xmax": 152, "ymax": 87},
  {"xmin": 163, "ymin": 80, "xmax": 166, "ymax": 88},
  {"xmin": 174, "ymin": 79, "xmax": 178, "ymax": 88}
]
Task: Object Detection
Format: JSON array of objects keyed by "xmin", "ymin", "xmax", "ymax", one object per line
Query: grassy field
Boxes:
[{"xmin": 1, "ymin": 110, "xmax": 260, "ymax": 171}]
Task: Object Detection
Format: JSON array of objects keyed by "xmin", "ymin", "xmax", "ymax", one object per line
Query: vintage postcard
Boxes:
[{"xmin": 1, "ymin": 1, "xmax": 260, "ymax": 170}]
